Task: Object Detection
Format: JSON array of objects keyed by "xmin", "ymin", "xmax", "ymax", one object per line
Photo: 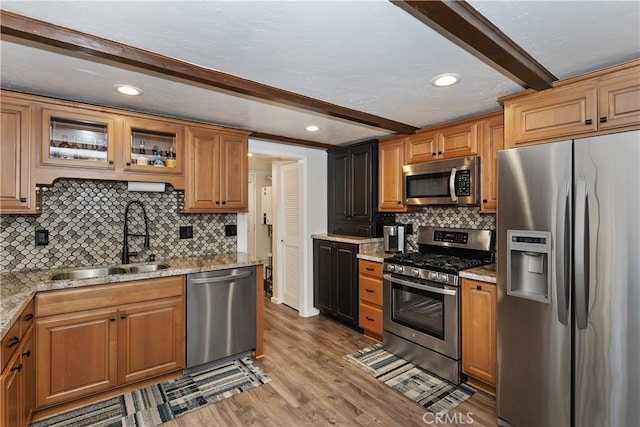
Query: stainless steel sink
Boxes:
[
  {"xmin": 50, "ymin": 267, "xmax": 129, "ymax": 281},
  {"xmin": 50, "ymin": 263, "xmax": 171, "ymax": 280},
  {"xmin": 127, "ymin": 263, "xmax": 170, "ymax": 274}
]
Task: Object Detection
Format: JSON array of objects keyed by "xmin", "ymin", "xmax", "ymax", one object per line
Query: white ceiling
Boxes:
[{"xmin": 1, "ymin": 1, "xmax": 639, "ymax": 146}]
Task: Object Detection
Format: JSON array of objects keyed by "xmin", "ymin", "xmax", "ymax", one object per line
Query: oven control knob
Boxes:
[
  {"xmin": 428, "ymin": 271, "xmax": 438, "ymax": 281},
  {"xmin": 438, "ymin": 273, "xmax": 448, "ymax": 282},
  {"xmin": 387, "ymin": 264, "xmax": 395, "ymax": 272},
  {"xmin": 411, "ymin": 268, "xmax": 420, "ymax": 277}
]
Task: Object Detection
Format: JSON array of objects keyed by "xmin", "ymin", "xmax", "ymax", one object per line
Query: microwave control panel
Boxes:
[{"xmin": 456, "ymin": 169, "xmax": 471, "ymax": 196}]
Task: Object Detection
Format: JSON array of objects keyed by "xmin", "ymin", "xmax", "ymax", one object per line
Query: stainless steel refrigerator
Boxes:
[{"xmin": 496, "ymin": 131, "xmax": 640, "ymax": 426}]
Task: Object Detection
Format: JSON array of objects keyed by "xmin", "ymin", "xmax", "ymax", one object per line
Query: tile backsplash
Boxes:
[
  {"xmin": 396, "ymin": 206, "xmax": 495, "ymax": 249},
  {"xmin": 0, "ymin": 180, "xmax": 236, "ymax": 272}
]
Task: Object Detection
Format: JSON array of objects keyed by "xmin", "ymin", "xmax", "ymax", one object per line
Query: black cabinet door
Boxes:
[
  {"xmin": 313, "ymin": 239, "xmax": 359, "ymax": 328},
  {"xmin": 313, "ymin": 239, "xmax": 334, "ymax": 313},
  {"xmin": 349, "ymin": 144, "xmax": 374, "ymax": 222},
  {"xmin": 328, "ymin": 150, "xmax": 349, "ymax": 223},
  {"xmin": 334, "ymin": 242, "xmax": 358, "ymax": 325}
]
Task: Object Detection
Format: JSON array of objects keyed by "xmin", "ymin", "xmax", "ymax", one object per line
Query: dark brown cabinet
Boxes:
[
  {"xmin": 313, "ymin": 239, "xmax": 359, "ymax": 328},
  {"xmin": 328, "ymin": 140, "xmax": 379, "ymax": 237}
]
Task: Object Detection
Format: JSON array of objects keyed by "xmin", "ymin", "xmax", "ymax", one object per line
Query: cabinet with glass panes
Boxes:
[
  {"xmin": 124, "ymin": 118, "xmax": 183, "ymax": 175},
  {"xmin": 41, "ymin": 108, "xmax": 116, "ymax": 169}
]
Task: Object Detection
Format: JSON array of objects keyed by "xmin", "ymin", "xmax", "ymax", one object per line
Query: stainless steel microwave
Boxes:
[{"xmin": 402, "ymin": 156, "xmax": 480, "ymax": 206}]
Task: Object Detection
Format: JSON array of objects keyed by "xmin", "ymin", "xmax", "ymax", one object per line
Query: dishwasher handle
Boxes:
[{"xmin": 189, "ymin": 270, "xmax": 253, "ymax": 284}]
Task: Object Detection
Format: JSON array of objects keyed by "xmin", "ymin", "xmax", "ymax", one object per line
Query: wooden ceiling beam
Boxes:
[
  {"xmin": 249, "ymin": 132, "xmax": 336, "ymax": 150},
  {"xmin": 0, "ymin": 10, "xmax": 418, "ymax": 136},
  {"xmin": 392, "ymin": 0, "xmax": 557, "ymax": 90}
]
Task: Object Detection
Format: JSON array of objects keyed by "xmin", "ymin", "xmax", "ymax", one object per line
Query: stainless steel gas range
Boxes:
[{"xmin": 383, "ymin": 226, "xmax": 495, "ymax": 384}]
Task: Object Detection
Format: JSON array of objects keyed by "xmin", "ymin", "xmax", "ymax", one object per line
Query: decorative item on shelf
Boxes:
[
  {"xmin": 166, "ymin": 146, "xmax": 176, "ymax": 168},
  {"xmin": 153, "ymin": 152, "xmax": 165, "ymax": 167},
  {"xmin": 136, "ymin": 156, "xmax": 148, "ymax": 166},
  {"xmin": 152, "ymin": 145, "xmax": 159, "ymax": 156},
  {"xmin": 50, "ymin": 139, "xmax": 57, "ymax": 158},
  {"xmin": 138, "ymin": 139, "xmax": 146, "ymax": 155},
  {"xmin": 58, "ymin": 135, "xmax": 70, "ymax": 159}
]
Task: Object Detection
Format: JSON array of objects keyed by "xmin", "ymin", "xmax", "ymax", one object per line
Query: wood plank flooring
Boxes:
[{"xmin": 164, "ymin": 298, "xmax": 497, "ymax": 426}]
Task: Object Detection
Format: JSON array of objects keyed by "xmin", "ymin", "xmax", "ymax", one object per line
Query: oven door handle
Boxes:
[{"xmin": 383, "ymin": 274, "xmax": 458, "ymax": 296}]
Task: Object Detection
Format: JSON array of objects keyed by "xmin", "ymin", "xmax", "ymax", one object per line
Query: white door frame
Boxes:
[{"xmin": 236, "ymin": 139, "xmax": 325, "ymax": 318}]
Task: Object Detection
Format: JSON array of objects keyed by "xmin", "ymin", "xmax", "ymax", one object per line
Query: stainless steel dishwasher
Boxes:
[{"xmin": 186, "ymin": 266, "xmax": 256, "ymax": 370}]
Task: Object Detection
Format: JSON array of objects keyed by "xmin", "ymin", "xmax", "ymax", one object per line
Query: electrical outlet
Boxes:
[
  {"xmin": 179, "ymin": 226, "xmax": 193, "ymax": 239},
  {"xmin": 225, "ymin": 224, "xmax": 237, "ymax": 237},
  {"xmin": 35, "ymin": 229, "xmax": 49, "ymax": 246}
]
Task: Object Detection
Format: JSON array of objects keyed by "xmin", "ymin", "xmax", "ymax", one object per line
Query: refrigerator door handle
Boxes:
[
  {"xmin": 449, "ymin": 167, "xmax": 458, "ymax": 202},
  {"xmin": 575, "ymin": 180, "xmax": 590, "ymax": 329},
  {"xmin": 555, "ymin": 182, "xmax": 570, "ymax": 325}
]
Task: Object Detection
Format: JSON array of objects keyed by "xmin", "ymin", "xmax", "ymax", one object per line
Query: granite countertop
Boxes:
[
  {"xmin": 356, "ymin": 252, "xmax": 395, "ymax": 263},
  {"xmin": 0, "ymin": 252, "xmax": 266, "ymax": 341},
  {"xmin": 311, "ymin": 233, "xmax": 383, "ymax": 244},
  {"xmin": 459, "ymin": 263, "xmax": 497, "ymax": 283}
]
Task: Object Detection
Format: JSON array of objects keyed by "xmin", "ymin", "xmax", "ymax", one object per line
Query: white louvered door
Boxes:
[{"xmin": 281, "ymin": 161, "xmax": 302, "ymax": 309}]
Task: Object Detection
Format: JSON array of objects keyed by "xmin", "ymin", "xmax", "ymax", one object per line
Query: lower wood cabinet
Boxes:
[
  {"xmin": 34, "ymin": 276, "xmax": 185, "ymax": 409},
  {"xmin": 358, "ymin": 259, "xmax": 383, "ymax": 341},
  {"xmin": 461, "ymin": 278, "xmax": 496, "ymax": 395},
  {"xmin": 313, "ymin": 239, "xmax": 359, "ymax": 328}
]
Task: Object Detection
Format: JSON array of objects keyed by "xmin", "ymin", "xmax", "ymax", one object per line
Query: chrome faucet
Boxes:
[{"xmin": 122, "ymin": 200, "xmax": 150, "ymax": 265}]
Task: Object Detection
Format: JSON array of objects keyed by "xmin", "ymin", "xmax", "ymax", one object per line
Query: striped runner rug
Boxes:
[
  {"xmin": 345, "ymin": 344, "xmax": 475, "ymax": 415},
  {"xmin": 32, "ymin": 357, "xmax": 271, "ymax": 427}
]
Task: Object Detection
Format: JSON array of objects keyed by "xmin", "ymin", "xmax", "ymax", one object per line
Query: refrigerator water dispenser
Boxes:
[{"xmin": 507, "ymin": 230, "xmax": 552, "ymax": 303}]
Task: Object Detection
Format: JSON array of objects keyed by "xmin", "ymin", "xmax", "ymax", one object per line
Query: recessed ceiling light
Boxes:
[
  {"xmin": 430, "ymin": 74, "xmax": 461, "ymax": 87},
  {"xmin": 306, "ymin": 125, "xmax": 320, "ymax": 132},
  {"xmin": 115, "ymin": 85, "xmax": 143, "ymax": 96}
]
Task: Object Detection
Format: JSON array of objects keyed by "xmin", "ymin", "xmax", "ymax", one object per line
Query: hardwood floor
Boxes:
[{"xmin": 165, "ymin": 298, "xmax": 497, "ymax": 426}]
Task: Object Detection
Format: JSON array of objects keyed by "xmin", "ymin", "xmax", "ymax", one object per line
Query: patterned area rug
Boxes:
[
  {"xmin": 32, "ymin": 357, "xmax": 271, "ymax": 427},
  {"xmin": 345, "ymin": 344, "xmax": 475, "ymax": 415}
]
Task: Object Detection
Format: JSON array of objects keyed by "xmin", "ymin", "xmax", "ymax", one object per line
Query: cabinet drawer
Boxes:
[
  {"xmin": 359, "ymin": 275, "xmax": 383, "ymax": 306},
  {"xmin": 36, "ymin": 276, "xmax": 185, "ymax": 317},
  {"xmin": 1, "ymin": 320, "xmax": 20, "ymax": 371},
  {"xmin": 359, "ymin": 303, "xmax": 383, "ymax": 335},
  {"xmin": 359, "ymin": 260, "xmax": 382, "ymax": 278}
]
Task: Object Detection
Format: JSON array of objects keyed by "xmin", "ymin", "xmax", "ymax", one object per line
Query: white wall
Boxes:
[
  {"xmin": 253, "ymin": 170, "xmax": 272, "ymax": 258},
  {"xmin": 238, "ymin": 139, "xmax": 327, "ymax": 317}
]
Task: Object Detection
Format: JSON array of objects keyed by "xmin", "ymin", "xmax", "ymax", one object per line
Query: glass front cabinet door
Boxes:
[
  {"xmin": 42, "ymin": 108, "xmax": 116, "ymax": 169},
  {"xmin": 124, "ymin": 118, "xmax": 183, "ymax": 175}
]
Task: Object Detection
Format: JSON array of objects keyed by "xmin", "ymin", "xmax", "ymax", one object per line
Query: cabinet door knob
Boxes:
[
  {"xmin": 432, "ymin": 152, "xmax": 436, "ymax": 156},
  {"xmin": 365, "ymin": 316, "xmax": 374, "ymax": 322},
  {"xmin": 22, "ymin": 350, "xmax": 31, "ymax": 357},
  {"xmin": 365, "ymin": 267, "xmax": 375, "ymax": 271},
  {"xmin": 397, "ymin": 201, "xmax": 401, "ymax": 204},
  {"xmin": 109, "ymin": 160, "xmax": 114, "ymax": 165},
  {"xmin": 110, "ymin": 317, "xmax": 116, "ymax": 322},
  {"xmin": 120, "ymin": 315, "xmax": 127, "ymax": 319},
  {"xmin": 215, "ymin": 201, "xmax": 220, "ymax": 205},
  {"xmin": 7, "ymin": 336, "xmax": 19, "ymax": 348},
  {"xmin": 24, "ymin": 313, "xmax": 34, "ymax": 321},
  {"xmin": 222, "ymin": 201, "xmax": 226, "ymax": 205},
  {"xmin": 482, "ymin": 199, "xmax": 488, "ymax": 203},
  {"xmin": 599, "ymin": 116, "xmax": 608, "ymax": 123},
  {"xmin": 476, "ymin": 285, "xmax": 482, "ymax": 290},
  {"xmin": 10, "ymin": 364, "xmax": 23, "ymax": 372},
  {"xmin": 20, "ymin": 198, "xmax": 27, "ymax": 203},
  {"xmin": 585, "ymin": 119, "xmax": 592, "ymax": 125},
  {"xmin": 365, "ymin": 288, "xmax": 375, "ymax": 292},
  {"xmin": 438, "ymin": 151, "xmax": 443, "ymax": 155},
  {"xmin": 126, "ymin": 162, "xmax": 131, "ymax": 166}
]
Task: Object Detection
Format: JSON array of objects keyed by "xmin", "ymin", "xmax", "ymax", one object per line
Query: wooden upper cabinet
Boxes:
[
  {"xmin": 405, "ymin": 131, "xmax": 438, "ymax": 164},
  {"xmin": 507, "ymin": 83, "xmax": 598, "ymax": 146},
  {"xmin": 598, "ymin": 67, "xmax": 640, "ymax": 130},
  {"xmin": 184, "ymin": 127, "xmax": 248, "ymax": 213},
  {"xmin": 479, "ymin": 114, "xmax": 504, "ymax": 213},
  {"xmin": 41, "ymin": 107, "xmax": 117, "ymax": 170},
  {"xmin": 123, "ymin": 117, "xmax": 184, "ymax": 175},
  {"xmin": 440, "ymin": 122, "xmax": 478, "ymax": 159},
  {"xmin": 1, "ymin": 100, "xmax": 39, "ymax": 214},
  {"xmin": 378, "ymin": 137, "xmax": 416, "ymax": 212},
  {"xmin": 405, "ymin": 121, "xmax": 478, "ymax": 164},
  {"xmin": 503, "ymin": 60, "xmax": 640, "ymax": 147}
]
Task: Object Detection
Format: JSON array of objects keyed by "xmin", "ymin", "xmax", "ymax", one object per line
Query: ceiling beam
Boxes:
[
  {"xmin": 392, "ymin": 0, "xmax": 557, "ymax": 90},
  {"xmin": 0, "ymin": 10, "xmax": 418, "ymax": 135},
  {"xmin": 249, "ymin": 132, "xmax": 336, "ymax": 150}
]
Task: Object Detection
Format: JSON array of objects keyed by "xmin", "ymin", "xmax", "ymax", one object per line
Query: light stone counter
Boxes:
[
  {"xmin": 311, "ymin": 233, "xmax": 384, "ymax": 255},
  {"xmin": 356, "ymin": 252, "xmax": 395, "ymax": 263},
  {"xmin": 0, "ymin": 253, "xmax": 266, "ymax": 341},
  {"xmin": 459, "ymin": 263, "xmax": 497, "ymax": 284}
]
